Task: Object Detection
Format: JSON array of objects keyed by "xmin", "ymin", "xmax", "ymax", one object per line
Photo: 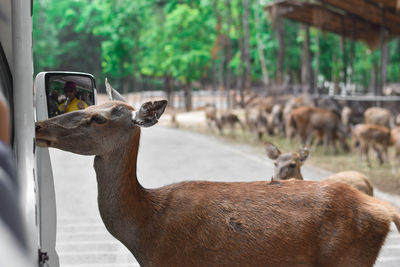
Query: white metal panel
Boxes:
[
  {"xmin": 35, "ymin": 72, "xmax": 59, "ymax": 267},
  {"xmin": 11, "ymin": 0, "xmax": 38, "ymax": 264}
]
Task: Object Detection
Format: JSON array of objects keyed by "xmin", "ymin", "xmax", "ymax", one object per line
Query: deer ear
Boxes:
[
  {"xmin": 299, "ymin": 146, "xmax": 310, "ymax": 163},
  {"xmin": 105, "ymin": 78, "xmax": 127, "ymax": 102},
  {"xmin": 132, "ymin": 100, "xmax": 168, "ymax": 127},
  {"xmin": 264, "ymin": 141, "xmax": 281, "ymax": 160}
]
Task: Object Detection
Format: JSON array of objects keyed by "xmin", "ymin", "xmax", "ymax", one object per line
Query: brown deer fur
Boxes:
[
  {"xmin": 204, "ymin": 104, "xmax": 218, "ymax": 131},
  {"xmin": 290, "ymin": 106, "xmax": 348, "ymax": 153},
  {"xmin": 245, "ymin": 105, "xmax": 268, "ymax": 140},
  {"xmin": 36, "ymin": 98, "xmax": 400, "ymax": 267},
  {"xmin": 324, "ymin": 171, "xmax": 374, "ymax": 196},
  {"xmin": 282, "ymin": 96, "xmax": 309, "ymax": 139},
  {"xmin": 391, "ymin": 126, "xmax": 400, "ymax": 171},
  {"xmin": 364, "ymin": 107, "xmax": 392, "ymax": 128},
  {"xmin": 265, "ymin": 142, "xmax": 374, "ymax": 196},
  {"xmin": 352, "ymin": 123, "xmax": 391, "ymax": 166},
  {"xmin": 216, "ymin": 112, "xmax": 244, "ymax": 135}
]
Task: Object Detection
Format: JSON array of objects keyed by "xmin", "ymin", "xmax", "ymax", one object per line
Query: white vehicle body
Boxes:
[{"xmin": 0, "ymin": 1, "xmax": 97, "ymax": 266}]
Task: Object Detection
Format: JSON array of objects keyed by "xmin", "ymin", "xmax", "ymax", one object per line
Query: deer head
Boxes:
[
  {"xmin": 36, "ymin": 79, "xmax": 167, "ymax": 156},
  {"xmin": 264, "ymin": 141, "xmax": 310, "ymax": 180}
]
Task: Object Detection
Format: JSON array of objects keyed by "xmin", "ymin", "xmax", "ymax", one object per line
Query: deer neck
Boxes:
[{"xmin": 93, "ymin": 129, "xmax": 152, "ymax": 248}]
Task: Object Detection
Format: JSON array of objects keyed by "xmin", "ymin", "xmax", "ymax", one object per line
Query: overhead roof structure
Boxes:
[{"xmin": 265, "ymin": 0, "xmax": 400, "ymax": 48}]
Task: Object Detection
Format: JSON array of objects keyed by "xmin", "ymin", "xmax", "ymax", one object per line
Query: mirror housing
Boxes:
[{"xmin": 35, "ymin": 72, "xmax": 97, "ymax": 121}]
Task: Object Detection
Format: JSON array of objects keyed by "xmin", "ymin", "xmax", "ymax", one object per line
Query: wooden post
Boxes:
[
  {"xmin": 349, "ymin": 18, "xmax": 356, "ymax": 86},
  {"xmin": 380, "ymin": 8, "xmax": 388, "ymax": 99},
  {"xmin": 301, "ymin": 24, "xmax": 312, "ymax": 95},
  {"xmin": 314, "ymin": 30, "xmax": 320, "ymax": 95},
  {"xmin": 341, "ymin": 17, "xmax": 347, "ymax": 89},
  {"xmin": 276, "ymin": 16, "xmax": 285, "ymax": 85}
]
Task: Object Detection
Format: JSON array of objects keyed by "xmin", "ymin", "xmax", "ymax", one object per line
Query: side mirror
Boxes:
[
  {"xmin": 33, "ymin": 72, "xmax": 97, "ymax": 266},
  {"xmin": 35, "ymin": 72, "xmax": 97, "ymax": 120}
]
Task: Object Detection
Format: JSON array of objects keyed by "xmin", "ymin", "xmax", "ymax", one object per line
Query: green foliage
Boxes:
[
  {"xmin": 144, "ymin": 3, "xmax": 215, "ymax": 84},
  {"xmin": 33, "ymin": 0, "xmax": 400, "ymax": 93}
]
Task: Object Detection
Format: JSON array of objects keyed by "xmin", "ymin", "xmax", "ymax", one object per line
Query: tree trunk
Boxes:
[
  {"xmin": 164, "ymin": 75, "xmax": 174, "ymax": 108},
  {"xmin": 122, "ymin": 76, "xmax": 129, "ymax": 95},
  {"xmin": 184, "ymin": 80, "xmax": 192, "ymax": 111},
  {"xmin": 276, "ymin": 16, "xmax": 285, "ymax": 85},
  {"xmin": 369, "ymin": 60, "xmax": 378, "ymax": 95},
  {"xmin": 225, "ymin": 0, "xmax": 232, "ymax": 109},
  {"xmin": 301, "ymin": 24, "xmax": 311, "ymax": 95},
  {"xmin": 340, "ymin": 35, "xmax": 347, "ymax": 87},
  {"xmin": 235, "ymin": 1, "xmax": 245, "ymax": 106},
  {"xmin": 314, "ymin": 30, "xmax": 320, "ymax": 94},
  {"xmin": 243, "ymin": 0, "xmax": 251, "ymax": 92},
  {"xmin": 380, "ymin": 26, "xmax": 388, "ymax": 95},
  {"xmin": 211, "ymin": 0, "xmax": 224, "ymax": 91},
  {"xmin": 254, "ymin": 0, "xmax": 270, "ymax": 88}
]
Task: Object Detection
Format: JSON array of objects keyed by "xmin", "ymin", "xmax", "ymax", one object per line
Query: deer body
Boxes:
[
  {"xmin": 265, "ymin": 142, "xmax": 374, "ymax": 196},
  {"xmin": 36, "ymin": 89, "xmax": 400, "ymax": 266},
  {"xmin": 364, "ymin": 107, "xmax": 392, "ymax": 128},
  {"xmin": 290, "ymin": 106, "xmax": 344, "ymax": 153},
  {"xmin": 245, "ymin": 105, "xmax": 268, "ymax": 140},
  {"xmin": 324, "ymin": 171, "xmax": 374, "ymax": 197},
  {"xmin": 391, "ymin": 126, "xmax": 400, "ymax": 171},
  {"xmin": 352, "ymin": 123, "xmax": 391, "ymax": 166}
]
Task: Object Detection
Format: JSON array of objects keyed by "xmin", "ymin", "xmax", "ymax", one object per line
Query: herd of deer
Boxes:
[
  {"xmin": 205, "ymin": 93, "xmax": 400, "ymax": 171},
  {"xmin": 35, "ymin": 82, "xmax": 400, "ymax": 266}
]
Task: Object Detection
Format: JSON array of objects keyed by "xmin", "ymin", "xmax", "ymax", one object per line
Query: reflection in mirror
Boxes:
[{"xmin": 46, "ymin": 74, "xmax": 95, "ymax": 118}]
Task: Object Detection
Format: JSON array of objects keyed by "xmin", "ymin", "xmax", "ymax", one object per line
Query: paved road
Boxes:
[{"xmin": 50, "ymin": 126, "xmax": 400, "ymax": 266}]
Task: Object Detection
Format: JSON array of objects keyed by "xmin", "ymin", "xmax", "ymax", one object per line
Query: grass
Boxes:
[{"xmin": 168, "ymin": 118, "xmax": 400, "ymax": 196}]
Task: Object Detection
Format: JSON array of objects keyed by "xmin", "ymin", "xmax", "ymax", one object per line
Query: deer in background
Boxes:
[
  {"xmin": 289, "ymin": 106, "xmax": 348, "ymax": 153},
  {"xmin": 216, "ymin": 112, "xmax": 245, "ymax": 135},
  {"xmin": 364, "ymin": 107, "xmax": 393, "ymax": 128},
  {"xmin": 245, "ymin": 105, "xmax": 268, "ymax": 140},
  {"xmin": 341, "ymin": 106, "xmax": 353, "ymax": 135},
  {"xmin": 352, "ymin": 123, "xmax": 391, "ymax": 167},
  {"xmin": 204, "ymin": 103, "xmax": 219, "ymax": 132},
  {"xmin": 264, "ymin": 142, "xmax": 374, "ymax": 196},
  {"xmin": 35, "ymin": 81, "xmax": 400, "ymax": 266},
  {"xmin": 205, "ymin": 104, "xmax": 244, "ymax": 135},
  {"xmin": 391, "ymin": 126, "xmax": 400, "ymax": 172}
]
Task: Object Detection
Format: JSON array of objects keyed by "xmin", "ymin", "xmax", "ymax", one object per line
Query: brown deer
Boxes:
[
  {"xmin": 352, "ymin": 123, "xmax": 391, "ymax": 167},
  {"xmin": 364, "ymin": 107, "xmax": 392, "ymax": 128},
  {"xmin": 290, "ymin": 106, "xmax": 348, "ymax": 153},
  {"xmin": 282, "ymin": 95, "xmax": 311, "ymax": 140},
  {"xmin": 265, "ymin": 142, "xmax": 374, "ymax": 196},
  {"xmin": 204, "ymin": 103, "xmax": 218, "ymax": 132},
  {"xmin": 216, "ymin": 111, "xmax": 245, "ymax": 135},
  {"xmin": 266, "ymin": 103, "xmax": 284, "ymax": 136},
  {"xmin": 245, "ymin": 105, "xmax": 268, "ymax": 140},
  {"xmin": 341, "ymin": 106, "xmax": 352, "ymax": 135},
  {"xmin": 35, "ymin": 84, "xmax": 400, "ymax": 266},
  {"xmin": 391, "ymin": 126, "xmax": 400, "ymax": 172}
]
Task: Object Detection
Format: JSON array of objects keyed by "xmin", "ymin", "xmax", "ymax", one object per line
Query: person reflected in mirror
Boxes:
[
  {"xmin": 48, "ymin": 90, "xmax": 61, "ymax": 117},
  {"xmin": 59, "ymin": 81, "xmax": 88, "ymax": 113}
]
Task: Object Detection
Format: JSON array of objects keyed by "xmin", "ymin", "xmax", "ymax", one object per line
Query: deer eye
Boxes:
[
  {"xmin": 289, "ymin": 163, "xmax": 297, "ymax": 168},
  {"xmin": 91, "ymin": 115, "xmax": 107, "ymax": 124}
]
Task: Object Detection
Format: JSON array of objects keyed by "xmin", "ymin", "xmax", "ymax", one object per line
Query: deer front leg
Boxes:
[
  {"xmin": 372, "ymin": 144, "xmax": 384, "ymax": 165},
  {"xmin": 362, "ymin": 144, "xmax": 371, "ymax": 167}
]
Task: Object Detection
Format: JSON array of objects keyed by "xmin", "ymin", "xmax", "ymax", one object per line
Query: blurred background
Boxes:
[{"xmin": 33, "ymin": 0, "xmax": 400, "ymax": 109}]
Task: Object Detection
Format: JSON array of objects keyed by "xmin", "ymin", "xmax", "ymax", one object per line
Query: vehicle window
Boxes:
[{"xmin": 0, "ymin": 42, "xmax": 14, "ymax": 144}]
